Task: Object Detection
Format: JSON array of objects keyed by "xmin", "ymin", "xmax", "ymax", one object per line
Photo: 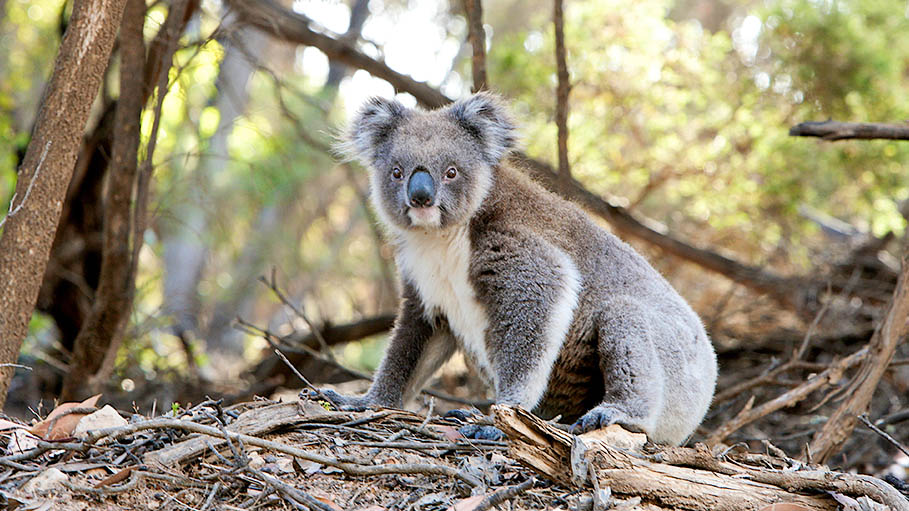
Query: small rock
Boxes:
[
  {"xmin": 73, "ymin": 405, "xmax": 128, "ymax": 437},
  {"xmin": 21, "ymin": 468, "xmax": 68, "ymax": 493}
]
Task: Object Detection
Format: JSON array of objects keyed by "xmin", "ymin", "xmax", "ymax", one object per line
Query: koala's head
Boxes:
[{"xmin": 343, "ymin": 92, "xmax": 517, "ymax": 232}]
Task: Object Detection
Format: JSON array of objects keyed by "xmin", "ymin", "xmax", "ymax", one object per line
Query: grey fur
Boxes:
[{"xmin": 327, "ymin": 92, "xmax": 717, "ymax": 445}]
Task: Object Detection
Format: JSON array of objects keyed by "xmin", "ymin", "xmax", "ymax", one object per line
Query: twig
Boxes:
[
  {"xmin": 462, "ymin": 0, "xmax": 487, "ymax": 92},
  {"xmin": 83, "ymin": 418, "xmax": 483, "ymax": 487},
  {"xmin": 790, "ymin": 120, "xmax": 909, "ymax": 141},
  {"xmin": 272, "ymin": 346, "xmax": 341, "ymax": 410},
  {"xmin": 475, "ymin": 478, "xmax": 536, "ymax": 510},
  {"xmin": 0, "ymin": 363, "xmax": 32, "ymax": 371},
  {"xmin": 706, "ymin": 347, "xmax": 868, "ymax": 445},
  {"xmin": 553, "ymin": 0, "xmax": 571, "ymax": 179},
  {"xmin": 260, "ymin": 267, "xmax": 338, "ymax": 363},
  {"xmin": 247, "ymin": 466, "xmax": 337, "ymax": 511},
  {"xmin": 858, "ymin": 415, "xmax": 909, "ymax": 460}
]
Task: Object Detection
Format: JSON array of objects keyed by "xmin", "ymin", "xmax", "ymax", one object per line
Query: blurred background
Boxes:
[{"xmin": 2, "ymin": 0, "xmax": 908, "ymax": 471}]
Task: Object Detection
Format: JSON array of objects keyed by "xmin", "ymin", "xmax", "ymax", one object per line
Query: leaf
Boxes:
[
  {"xmin": 309, "ymin": 489, "xmax": 343, "ymax": 511},
  {"xmin": 29, "ymin": 394, "xmax": 101, "ymax": 440},
  {"xmin": 95, "ymin": 467, "xmax": 133, "ymax": 488},
  {"xmin": 433, "ymin": 424, "xmax": 464, "ymax": 442}
]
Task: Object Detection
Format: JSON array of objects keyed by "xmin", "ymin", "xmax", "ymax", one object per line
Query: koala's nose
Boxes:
[{"xmin": 407, "ymin": 170, "xmax": 435, "ymax": 208}]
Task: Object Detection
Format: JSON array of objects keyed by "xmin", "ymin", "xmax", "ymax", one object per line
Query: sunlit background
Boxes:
[{"xmin": 3, "ymin": 0, "xmax": 908, "ymax": 402}]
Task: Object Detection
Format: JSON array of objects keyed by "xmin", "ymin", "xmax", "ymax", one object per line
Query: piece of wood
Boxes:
[
  {"xmin": 493, "ymin": 405, "xmax": 906, "ymax": 511},
  {"xmin": 790, "ymin": 120, "xmax": 909, "ymax": 141}
]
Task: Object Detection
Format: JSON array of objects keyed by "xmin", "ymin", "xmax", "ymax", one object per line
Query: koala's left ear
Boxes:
[
  {"xmin": 448, "ymin": 92, "xmax": 517, "ymax": 165},
  {"xmin": 340, "ymin": 96, "xmax": 409, "ymax": 165}
]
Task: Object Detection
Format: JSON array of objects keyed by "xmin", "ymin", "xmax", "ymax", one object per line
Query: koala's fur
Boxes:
[{"xmin": 331, "ymin": 92, "xmax": 717, "ymax": 445}]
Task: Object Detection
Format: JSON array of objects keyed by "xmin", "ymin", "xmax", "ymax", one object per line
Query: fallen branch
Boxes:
[
  {"xmin": 790, "ymin": 120, "xmax": 909, "ymax": 141},
  {"xmin": 809, "ymin": 239, "xmax": 909, "ymax": 463},
  {"xmin": 705, "ymin": 347, "xmax": 867, "ymax": 445},
  {"xmin": 494, "ymin": 405, "xmax": 907, "ymax": 511}
]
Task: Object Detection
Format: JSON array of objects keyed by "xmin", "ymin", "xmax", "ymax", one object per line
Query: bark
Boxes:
[
  {"xmin": 808, "ymin": 238, "xmax": 909, "ymax": 464},
  {"xmin": 462, "ymin": 0, "xmax": 487, "ymax": 92},
  {"xmin": 790, "ymin": 120, "xmax": 909, "ymax": 141},
  {"xmin": 0, "ymin": 0, "xmax": 127, "ymax": 410},
  {"xmin": 324, "ymin": 0, "xmax": 369, "ymax": 90},
  {"xmin": 59, "ymin": 0, "xmax": 147, "ymax": 401}
]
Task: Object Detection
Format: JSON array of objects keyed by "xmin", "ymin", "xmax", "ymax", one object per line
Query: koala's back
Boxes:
[{"xmin": 470, "ymin": 161, "xmax": 717, "ymax": 444}]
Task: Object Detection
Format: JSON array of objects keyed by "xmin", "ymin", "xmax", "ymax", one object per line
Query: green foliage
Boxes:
[{"xmin": 488, "ymin": 0, "xmax": 908, "ymax": 267}]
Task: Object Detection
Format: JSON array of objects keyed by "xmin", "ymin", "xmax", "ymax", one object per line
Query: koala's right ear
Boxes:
[{"xmin": 341, "ymin": 97, "xmax": 408, "ymax": 165}]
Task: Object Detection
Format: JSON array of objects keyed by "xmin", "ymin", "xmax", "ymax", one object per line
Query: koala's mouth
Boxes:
[{"xmin": 406, "ymin": 205, "xmax": 442, "ymax": 228}]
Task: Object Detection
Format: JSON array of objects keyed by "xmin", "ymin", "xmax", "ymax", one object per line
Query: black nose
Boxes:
[{"xmin": 407, "ymin": 170, "xmax": 435, "ymax": 207}]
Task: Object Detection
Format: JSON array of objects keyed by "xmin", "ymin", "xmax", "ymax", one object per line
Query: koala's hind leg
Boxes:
[{"xmin": 574, "ymin": 299, "xmax": 665, "ymax": 437}]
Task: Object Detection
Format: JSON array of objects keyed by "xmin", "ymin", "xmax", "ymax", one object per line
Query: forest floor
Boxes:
[{"xmin": 3, "ymin": 388, "xmax": 909, "ymax": 511}]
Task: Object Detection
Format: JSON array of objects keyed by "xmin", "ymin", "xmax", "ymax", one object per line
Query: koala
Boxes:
[{"xmin": 324, "ymin": 92, "xmax": 717, "ymax": 445}]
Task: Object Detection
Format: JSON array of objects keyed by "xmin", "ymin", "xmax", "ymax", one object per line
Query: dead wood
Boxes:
[
  {"xmin": 790, "ymin": 120, "xmax": 909, "ymax": 141},
  {"xmin": 494, "ymin": 405, "xmax": 908, "ymax": 511},
  {"xmin": 705, "ymin": 346, "xmax": 867, "ymax": 445},
  {"xmin": 809, "ymin": 239, "xmax": 909, "ymax": 463}
]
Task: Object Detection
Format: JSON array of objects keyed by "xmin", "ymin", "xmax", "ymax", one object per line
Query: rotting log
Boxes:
[{"xmin": 493, "ymin": 405, "xmax": 907, "ymax": 511}]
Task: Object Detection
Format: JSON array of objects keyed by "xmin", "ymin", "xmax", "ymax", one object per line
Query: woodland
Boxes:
[{"xmin": 0, "ymin": 0, "xmax": 909, "ymax": 509}]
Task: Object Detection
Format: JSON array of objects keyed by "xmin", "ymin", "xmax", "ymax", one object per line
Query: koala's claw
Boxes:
[
  {"xmin": 571, "ymin": 405, "xmax": 623, "ymax": 434},
  {"xmin": 443, "ymin": 409, "xmax": 481, "ymax": 422},
  {"xmin": 300, "ymin": 388, "xmax": 370, "ymax": 412},
  {"xmin": 458, "ymin": 424, "xmax": 506, "ymax": 441}
]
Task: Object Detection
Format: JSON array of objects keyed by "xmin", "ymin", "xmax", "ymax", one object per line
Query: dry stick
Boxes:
[
  {"xmin": 475, "ymin": 477, "xmax": 536, "ymax": 511},
  {"xmin": 462, "ymin": 0, "xmax": 486, "ymax": 92},
  {"xmin": 858, "ymin": 414, "xmax": 909, "ymax": 460},
  {"xmin": 83, "ymin": 418, "xmax": 483, "ymax": 487},
  {"xmin": 808, "ymin": 240, "xmax": 909, "ymax": 464},
  {"xmin": 247, "ymin": 467, "xmax": 336, "ymax": 511},
  {"xmin": 705, "ymin": 347, "xmax": 867, "ymax": 445},
  {"xmin": 790, "ymin": 120, "xmax": 909, "ymax": 141},
  {"xmin": 236, "ymin": 317, "xmax": 494, "ymax": 408},
  {"xmin": 553, "ymin": 0, "xmax": 571, "ymax": 179},
  {"xmin": 260, "ymin": 267, "xmax": 338, "ymax": 364}
]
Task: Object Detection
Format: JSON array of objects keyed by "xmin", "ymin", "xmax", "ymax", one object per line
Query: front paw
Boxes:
[
  {"xmin": 572, "ymin": 405, "xmax": 630, "ymax": 434},
  {"xmin": 458, "ymin": 424, "xmax": 506, "ymax": 441},
  {"xmin": 300, "ymin": 388, "xmax": 371, "ymax": 412}
]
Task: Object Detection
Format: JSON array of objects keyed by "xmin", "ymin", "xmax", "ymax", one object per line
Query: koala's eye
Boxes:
[
  {"xmin": 391, "ymin": 167, "xmax": 403, "ymax": 180},
  {"xmin": 444, "ymin": 166, "xmax": 458, "ymax": 180}
]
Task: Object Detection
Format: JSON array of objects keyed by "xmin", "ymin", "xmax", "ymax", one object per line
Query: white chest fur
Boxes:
[{"xmin": 395, "ymin": 226, "xmax": 494, "ymax": 382}]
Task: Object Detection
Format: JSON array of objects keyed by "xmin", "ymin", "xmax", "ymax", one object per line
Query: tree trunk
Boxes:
[
  {"xmin": 59, "ymin": 0, "xmax": 146, "ymax": 401},
  {"xmin": 0, "ymin": 0, "xmax": 127, "ymax": 411}
]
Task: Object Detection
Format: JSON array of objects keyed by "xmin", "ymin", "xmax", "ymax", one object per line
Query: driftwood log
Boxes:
[{"xmin": 493, "ymin": 405, "xmax": 908, "ymax": 511}]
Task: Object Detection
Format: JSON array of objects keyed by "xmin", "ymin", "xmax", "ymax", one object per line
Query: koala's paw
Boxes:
[
  {"xmin": 443, "ymin": 408, "xmax": 482, "ymax": 422},
  {"xmin": 571, "ymin": 405, "xmax": 636, "ymax": 434},
  {"xmin": 300, "ymin": 388, "xmax": 371, "ymax": 412},
  {"xmin": 458, "ymin": 424, "xmax": 506, "ymax": 441}
]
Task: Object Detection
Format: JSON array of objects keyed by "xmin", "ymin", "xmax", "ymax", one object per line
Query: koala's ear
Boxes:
[
  {"xmin": 341, "ymin": 97, "xmax": 408, "ymax": 164},
  {"xmin": 448, "ymin": 92, "xmax": 517, "ymax": 164}
]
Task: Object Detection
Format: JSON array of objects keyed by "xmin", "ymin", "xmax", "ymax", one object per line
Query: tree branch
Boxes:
[
  {"xmin": 462, "ymin": 0, "xmax": 487, "ymax": 92},
  {"xmin": 553, "ymin": 0, "xmax": 571, "ymax": 179},
  {"xmin": 230, "ymin": 0, "xmax": 867, "ymax": 310},
  {"xmin": 790, "ymin": 120, "xmax": 909, "ymax": 141},
  {"xmin": 225, "ymin": 0, "xmax": 450, "ymax": 108}
]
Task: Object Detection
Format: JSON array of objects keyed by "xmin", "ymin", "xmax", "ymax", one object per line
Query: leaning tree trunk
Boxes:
[{"xmin": 0, "ymin": 0, "xmax": 127, "ymax": 410}]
